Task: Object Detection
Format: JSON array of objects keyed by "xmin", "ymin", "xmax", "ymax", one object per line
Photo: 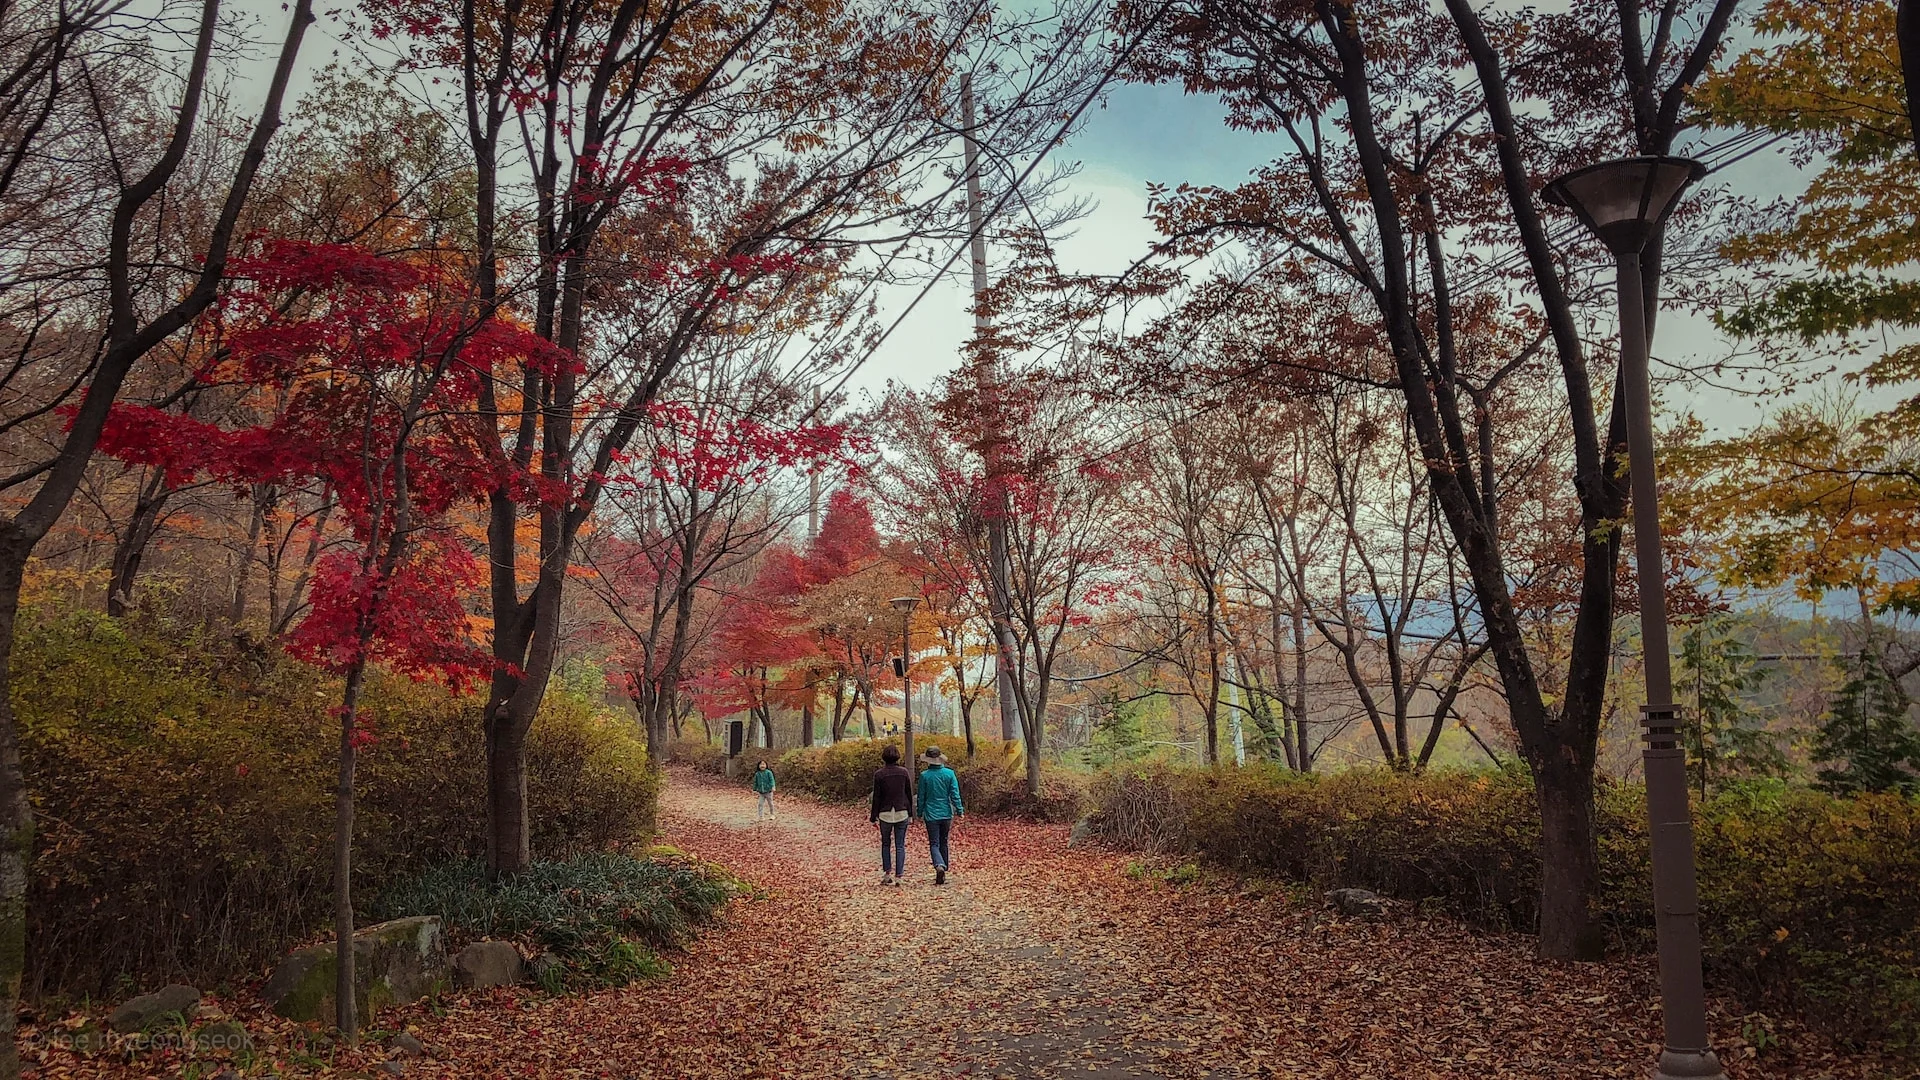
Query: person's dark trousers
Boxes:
[
  {"xmin": 880, "ymin": 820, "xmax": 908, "ymax": 876},
  {"xmin": 925, "ymin": 816, "xmax": 952, "ymax": 871}
]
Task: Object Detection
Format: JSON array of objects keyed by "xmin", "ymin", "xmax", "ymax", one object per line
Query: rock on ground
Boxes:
[
  {"xmin": 107, "ymin": 984, "xmax": 200, "ymax": 1033},
  {"xmin": 1326, "ymin": 886, "xmax": 1388, "ymax": 916},
  {"xmin": 261, "ymin": 916, "xmax": 448, "ymax": 1022},
  {"xmin": 453, "ymin": 940, "xmax": 524, "ymax": 989}
]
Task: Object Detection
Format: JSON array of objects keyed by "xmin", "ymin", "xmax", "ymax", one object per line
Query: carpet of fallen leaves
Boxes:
[{"xmin": 23, "ymin": 767, "xmax": 1918, "ymax": 1079}]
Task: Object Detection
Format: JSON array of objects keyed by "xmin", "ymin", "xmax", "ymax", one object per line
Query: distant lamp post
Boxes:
[
  {"xmin": 890, "ymin": 596, "xmax": 921, "ymax": 798},
  {"xmin": 1543, "ymin": 155, "xmax": 1724, "ymax": 1080}
]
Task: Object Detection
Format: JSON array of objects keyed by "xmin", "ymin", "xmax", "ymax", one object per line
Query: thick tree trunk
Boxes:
[
  {"xmin": 1535, "ymin": 760, "xmax": 1603, "ymax": 960},
  {"xmin": 484, "ymin": 715, "xmax": 531, "ymax": 874},
  {"xmin": 799, "ymin": 700, "xmax": 814, "ymax": 749},
  {"xmin": 0, "ymin": 543, "xmax": 34, "ymax": 1080},
  {"xmin": 333, "ymin": 661, "xmax": 367, "ymax": 1042}
]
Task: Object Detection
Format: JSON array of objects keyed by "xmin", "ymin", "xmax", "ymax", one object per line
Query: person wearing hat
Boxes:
[
  {"xmin": 914, "ymin": 745, "xmax": 964, "ymax": 885},
  {"xmin": 870, "ymin": 744, "xmax": 912, "ymax": 885}
]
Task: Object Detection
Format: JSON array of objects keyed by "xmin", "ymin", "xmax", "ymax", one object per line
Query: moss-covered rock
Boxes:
[{"xmin": 261, "ymin": 916, "xmax": 446, "ymax": 1023}]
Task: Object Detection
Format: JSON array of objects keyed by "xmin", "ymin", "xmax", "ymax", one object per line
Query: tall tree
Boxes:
[
  {"xmin": 369, "ymin": 0, "xmax": 1111, "ymax": 873},
  {"xmin": 1120, "ymin": 0, "xmax": 1739, "ymax": 956},
  {"xmin": 96, "ymin": 239, "xmax": 517, "ymax": 1042},
  {"xmin": 0, "ymin": 3, "xmax": 313, "ymax": 1066}
]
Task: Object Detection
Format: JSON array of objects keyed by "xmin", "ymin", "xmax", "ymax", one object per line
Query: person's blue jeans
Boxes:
[
  {"xmin": 879, "ymin": 820, "xmax": 908, "ymax": 875},
  {"xmin": 925, "ymin": 816, "xmax": 952, "ymax": 871}
]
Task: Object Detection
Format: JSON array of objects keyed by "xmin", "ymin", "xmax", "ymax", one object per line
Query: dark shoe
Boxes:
[{"xmin": 935, "ymin": 868, "xmax": 946, "ymax": 885}]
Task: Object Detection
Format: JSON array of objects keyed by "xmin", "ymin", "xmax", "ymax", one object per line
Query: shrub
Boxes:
[
  {"xmin": 1085, "ymin": 763, "xmax": 1920, "ymax": 1051},
  {"xmin": 665, "ymin": 736, "xmax": 729, "ymax": 776},
  {"xmin": 774, "ymin": 735, "xmax": 1084, "ymax": 821},
  {"xmin": 14, "ymin": 606, "xmax": 657, "ymax": 999},
  {"xmin": 368, "ymin": 852, "xmax": 733, "ymax": 987}
]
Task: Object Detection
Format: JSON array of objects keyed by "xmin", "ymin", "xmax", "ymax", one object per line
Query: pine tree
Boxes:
[
  {"xmin": 1678, "ymin": 616, "xmax": 1787, "ymax": 796},
  {"xmin": 1812, "ymin": 650, "xmax": 1920, "ymax": 796}
]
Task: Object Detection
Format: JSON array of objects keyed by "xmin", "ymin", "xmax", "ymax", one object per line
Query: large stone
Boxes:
[
  {"xmin": 1326, "ymin": 887, "xmax": 1388, "ymax": 917},
  {"xmin": 452, "ymin": 941, "xmax": 523, "ymax": 989},
  {"xmin": 107, "ymin": 984, "xmax": 200, "ymax": 1033},
  {"xmin": 261, "ymin": 916, "xmax": 448, "ymax": 1023},
  {"xmin": 194, "ymin": 1020, "xmax": 252, "ymax": 1054}
]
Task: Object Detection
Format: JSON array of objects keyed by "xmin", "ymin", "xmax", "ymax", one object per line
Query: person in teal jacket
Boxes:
[
  {"xmin": 751, "ymin": 760, "xmax": 777, "ymax": 822},
  {"xmin": 915, "ymin": 745, "xmax": 964, "ymax": 884}
]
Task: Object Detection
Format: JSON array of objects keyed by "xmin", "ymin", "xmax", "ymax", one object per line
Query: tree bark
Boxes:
[
  {"xmin": 333, "ymin": 661, "xmax": 367, "ymax": 1042},
  {"xmin": 1535, "ymin": 759, "xmax": 1603, "ymax": 960},
  {"xmin": 107, "ymin": 471, "xmax": 172, "ymax": 617},
  {"xmin": 0, "ymin": 541, "xmax": 34, "ymax": 1080},
  {"xmin": 485, "ymin": 718, "xmax": 531, "ymax": 873}
]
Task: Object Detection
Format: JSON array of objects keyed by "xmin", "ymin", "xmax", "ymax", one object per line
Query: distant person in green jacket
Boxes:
[
  {"xmin": 915, "ymin": 745, "xmax": 964, "ymax": 885},
  {"xmin": 752, "ymin": 760, "xmax": 777, "ymax": 822}
]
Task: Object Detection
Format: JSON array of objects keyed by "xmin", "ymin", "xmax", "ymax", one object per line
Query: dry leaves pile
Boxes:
[{"xmin": 22, "ymin": 769, "xmax": 1914, "ymax": 1079}]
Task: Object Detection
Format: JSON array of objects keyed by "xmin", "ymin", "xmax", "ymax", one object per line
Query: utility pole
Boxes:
[{"xmin": 961, "ymin": 72, "xmax": 1022, "ymax": 744}]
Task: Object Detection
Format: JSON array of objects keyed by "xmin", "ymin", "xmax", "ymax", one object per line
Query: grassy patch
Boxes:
[{"xmin": 369, "ymin": 852, "xmax": 735, "ymax": 988}]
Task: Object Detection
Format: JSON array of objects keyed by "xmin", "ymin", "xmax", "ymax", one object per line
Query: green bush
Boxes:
[
  {"xmin": 13, "ymin": 606, "xmax": 658, "ymax": 999},
  {"xmin": 1086, "ymin": 763, "xmax": 1920, "ymax": 1051},
  {"xmin": 368, "ymin": 852, "xmax": 733, "ymax": 987},
  {"xmin": 774, "ymin": 735, "xmax": 1084, "ymax": 821}
]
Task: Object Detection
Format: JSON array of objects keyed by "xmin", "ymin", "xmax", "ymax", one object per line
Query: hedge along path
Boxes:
[
  {"xmin": 358, "ymin": 769, "xmax": 1894, "ymax": 1080},
  {"xmin": 23, "ymin": 767, "xmax": 1905, "ymax": 1079}
]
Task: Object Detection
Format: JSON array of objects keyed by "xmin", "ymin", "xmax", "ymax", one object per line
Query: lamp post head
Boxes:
[
  {"xmin": 1541, "ymin": 155, "xmax": 1706, "ymax": 255},
  {"xmin": 889, "ymin": 596, "xmax": 921, "ymax": 615}
]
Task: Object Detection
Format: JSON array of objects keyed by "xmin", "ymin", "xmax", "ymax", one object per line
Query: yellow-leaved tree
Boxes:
[{"xmin": 1689, "ymin": 0, "xmax": 1920, "ymax": 657}]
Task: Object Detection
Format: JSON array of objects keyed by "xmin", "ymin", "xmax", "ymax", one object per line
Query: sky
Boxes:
[{"xmin": 843, "ymin": 76, "xmax": 1861, "ymax": 441}]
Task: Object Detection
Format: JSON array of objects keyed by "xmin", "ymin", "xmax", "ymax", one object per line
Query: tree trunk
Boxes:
[
  {"xmin": 1292, "ymin": 590, "xmax": 1310, "ymax": 773},
  {"xmin": 800, "ymin": 699, "xmax": 814, "ymax": 749},
  {"xmin": 107, "ymin": 472, "xmax": 171, "ymax": 617},
  {"xmin": 484, "ymin": 714, "xmax": 531, "ymax": 874},
  {"xmin": 333, "ymin": 660, "xmax": 367, "ymax": 1042},
  {"xmin": 1201, "ymin": 581, "xmax": 1221, "ymax": 766},
  {"xmin": 960, "ymin": 698, "xmax": 975, "ymax": 758},
  {"xmin": 1535, "ymin": 759, "xmax": 1603, "ymax": 961},
  {"xmin": 0, "ymin": 542, "xmax": 35, "ymax": 1080},
  {"xmin": 230, "ymin": 486, "xmax": 266, "ymax": 625}
]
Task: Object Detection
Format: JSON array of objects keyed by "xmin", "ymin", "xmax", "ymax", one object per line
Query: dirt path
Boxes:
[{"xmin": 658, "ymin": 775, "xmax": 1217, "ymax": 1080}]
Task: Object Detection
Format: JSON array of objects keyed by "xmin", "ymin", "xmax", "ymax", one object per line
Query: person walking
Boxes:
[
  {"xmin": 751, "ymin": 760, "xmax": 777, "ymax": 822},
  {"xmin": 915, "ymin": 745, "xmax": 963, "ymax": 885},
  {"xmin": 870, "ymin": 745, "xmax": 912, "ymax": 885}
]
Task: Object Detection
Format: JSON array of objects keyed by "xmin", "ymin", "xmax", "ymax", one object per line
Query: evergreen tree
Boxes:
[
  {"xmin": 1086, "ymin": 690, "xmax": 1147, "ymax": 768},
  {"xmin": 1812, "ymin": 650, "xmax": 1920, "ymax": 796},
  {"xmin": 1678, "ymin": 616, "xmax": 1787, "ymax": 795}
]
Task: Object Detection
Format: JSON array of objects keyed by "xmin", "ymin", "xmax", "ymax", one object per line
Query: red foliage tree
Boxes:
[{"xmin": 95, "ymin": 238, "xmax": 547, "ymax": 1040}]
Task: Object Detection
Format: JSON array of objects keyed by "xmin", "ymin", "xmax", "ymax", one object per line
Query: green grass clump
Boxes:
[{"xmin": 369, "ymin": 852, "xmax": 735, "ymax": 987}]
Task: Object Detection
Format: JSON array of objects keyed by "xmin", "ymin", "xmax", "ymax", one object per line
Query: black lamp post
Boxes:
[
  {"xmin": 890, "ymin": 596, "xmax": 921, "ymax": 797},
  {"xmin": 1543, "ymin": 155, "xmax": 1725, "ymax": 1080}
]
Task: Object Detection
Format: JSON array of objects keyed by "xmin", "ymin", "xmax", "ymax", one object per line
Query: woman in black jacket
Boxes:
[{"xmin": 870, "ymin": 745, "xmax": 912, "ymax": 885}]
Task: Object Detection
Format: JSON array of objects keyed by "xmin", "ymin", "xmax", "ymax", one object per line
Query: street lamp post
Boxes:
[
  {"xmin": 1543, "ymin": 156, "xmax": 1724, "ymax": 1080},
  {"xmin": 890, "ymin": 596, "xmax": 921, "ymax": 799}
]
